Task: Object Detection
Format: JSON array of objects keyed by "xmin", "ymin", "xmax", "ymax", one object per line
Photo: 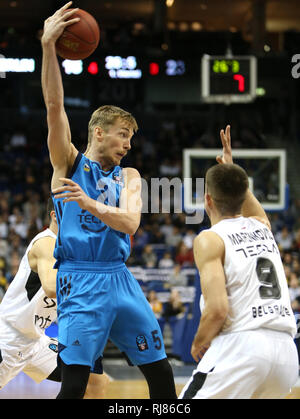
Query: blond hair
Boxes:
[{"xmin": 86, "ymin": 105, "xmax": 138, "ymax": 153}]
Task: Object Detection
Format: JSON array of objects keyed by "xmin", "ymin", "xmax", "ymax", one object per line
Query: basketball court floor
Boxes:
[
  {"xmin": 0, "ymin": 358, "xmax": 191, "ymax": 399},
  {"xmin": 0, "ymin": 358, "xmax": 299, "ymax": 399}
]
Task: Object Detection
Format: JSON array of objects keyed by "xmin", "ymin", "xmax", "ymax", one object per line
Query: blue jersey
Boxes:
[{"xmin": 52, "ymin": 152, "xmax": 131, "ymax": 265}]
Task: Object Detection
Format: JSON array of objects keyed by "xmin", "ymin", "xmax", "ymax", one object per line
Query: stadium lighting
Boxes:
[
  {"xmin": 61, "ymin": 60, "xmax": 83, "ymax": 75},
  {"xmin": 166, "ymin": 0, "xmax": 174, "ymax": 7},
  {"xmin": 0, "ymin": 57, "xmax": 35, "ymax": 73}
]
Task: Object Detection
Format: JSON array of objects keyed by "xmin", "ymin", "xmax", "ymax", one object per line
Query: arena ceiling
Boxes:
[{"xmin": 0, "ymin": 0, "xmax": 299, "ymax": 33}]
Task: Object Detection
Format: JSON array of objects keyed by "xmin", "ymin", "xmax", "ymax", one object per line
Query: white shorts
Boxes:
[
  {"xmin": 179, "ymin": 328, "xmax": 299, "ymax": 399},
  {"xmin": 0, "ymin": 326, "xmax": 58, "ymax": 389}
]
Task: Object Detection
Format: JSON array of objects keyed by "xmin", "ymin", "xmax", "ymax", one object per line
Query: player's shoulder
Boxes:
[
  {"xmin": 122, "ymin": 167, "xmax": 141, "ymax": 178},
  {"xmin": 122, "ymin": 167, "xmax": 142, "ymax": 188},
  {"xmin": 194, "ymin": 229, "xmax": 225, "ymax": 258},
  {"xmin": 30, "ymin": 234, "xmax": 56, "ymax": 259}
]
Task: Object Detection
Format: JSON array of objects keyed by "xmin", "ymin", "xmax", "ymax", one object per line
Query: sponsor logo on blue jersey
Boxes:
[{"xmin": 136, "ymin": 335, "xmax": 149, "ymax": 351}]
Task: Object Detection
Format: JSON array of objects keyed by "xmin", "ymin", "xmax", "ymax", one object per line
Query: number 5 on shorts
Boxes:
[{"xmin": 151, "ymin": 330, "xmax": 162, "ymax": 350}]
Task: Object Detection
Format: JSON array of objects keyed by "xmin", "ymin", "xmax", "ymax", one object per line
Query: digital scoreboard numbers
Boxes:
[{"xmin": 201, "ymin": 55, "xmax": 257, "ymax": 104}]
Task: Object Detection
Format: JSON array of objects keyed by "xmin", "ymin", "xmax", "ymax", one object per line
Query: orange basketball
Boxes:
[{"xmin": 56, "ymin": 9, "xmax": 100, "ymax": 60}]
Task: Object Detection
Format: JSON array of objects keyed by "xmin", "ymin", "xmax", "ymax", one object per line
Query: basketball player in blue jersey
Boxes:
[{"xmin": 41, "ymin": 2, "xmax": 177, "ymax": 399}]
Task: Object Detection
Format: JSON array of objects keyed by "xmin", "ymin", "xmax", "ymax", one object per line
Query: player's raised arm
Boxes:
[
  {"xmin": 217, "ymin": 125, "xmax": 271, "ymax": 229},
  {"xmin": 41, "ymin": 2, "xmax": 79, "ymax": 184}
]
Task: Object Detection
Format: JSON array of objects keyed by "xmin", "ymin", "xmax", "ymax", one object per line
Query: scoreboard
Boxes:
[
  {"xmin": 0, "ymin": 52, "xmax": 261, "ymax": 108},
  {"xmin": 201, "ymin": 55, "xmax": 257, "ymax": 104}
]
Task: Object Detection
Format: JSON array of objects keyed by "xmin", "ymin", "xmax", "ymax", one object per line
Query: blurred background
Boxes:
[{"xmin": 1, "ymin": 0, "xmax": 300, "ymax": 368}]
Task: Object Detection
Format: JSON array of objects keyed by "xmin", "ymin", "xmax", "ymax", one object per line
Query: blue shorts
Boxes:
[{"xmin": 56, "ymin": 260, "xmax": 166, "ymax": 369}]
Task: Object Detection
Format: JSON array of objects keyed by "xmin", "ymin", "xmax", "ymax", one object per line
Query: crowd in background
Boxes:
[{"xmin": 0, "ymin": 107, "xmax": 300, "ymax": 320}]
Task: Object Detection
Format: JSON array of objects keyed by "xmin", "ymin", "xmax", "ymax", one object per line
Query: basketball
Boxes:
[{"xmin": 56, "ymin": 9, "xmax": 100, "ymax": 60}]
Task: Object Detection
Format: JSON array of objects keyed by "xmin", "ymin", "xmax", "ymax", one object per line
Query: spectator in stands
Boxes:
[
  {"xmin": 0, "ymin": 214, "xmax": 8, "ymax": 239},
  {"xmin": 165, "ymin": 264, "xmax": 188, "ymax": 289},
  {"xmin": 291, "ymin": 297, "xmax": 300, "ymax": 313},
  {"xmin": 159, "ymin": 215, "xmax": 174, "ymax": 243},
  {"xmin": 7, "ymin": 233, "xmax": 26, "ymax": 258},
  {"xmin": 10, "ymin": 128, "xmax": 27, "ymax": 149},
  {"xmin": 175, "ymin": 241, "xmax": 194, "ymax": 267},
  {"xmin": 292, "ymin": 258, "xmax": 300, "ymax": 277},
  {"xmin": 133, "ymin": 226, "xmax": 149, "ymax": 255},
  {"xmin": 0, "ymin": 193, "xmax": 10, "ymax": 214},
  {"xmin": 182, "ymin": 228, "xmax": 196, "ymax": 250},
  {"xmin": 6, "ymin": 251, "xmax": 20, "ymax": 283},
  {"xmin": 149, "ymin": 223, "xmax": 165, "ymax": 244},
  {"xmin": 289, "ymin": 272, "xmax": 300, "ymax": 311},
  {"xmin": 158, "ymin": 251, "xmax": 175, "ymax": 269},
  {"xmin": 159, "ymin": 158, "xmax": 181, "ymax": 177},
  {"xmin": 0, "ymin": 240, "xmax": 8, "ymax": 259},
  {"xmin": 163, "ymin": 289, "xmax": 186, "ymax": 320},
  {"xmin": 23, "ymin": 190, "xmax": 43, "ymax": 228},
  {"xmin": 147, "ymin": 290, "xmax": 163, "ymax": 319},
  {"xmin": 141, "ymin": 244, "xmax": 157, "ymax": 268},
  {"xmin": 165, "ymin": 226, "xmax": 182, "ymax": 248},
  {"xmin": 0, "ymin": 268, "xmax": 8, "ymax": 301},
  {"xmin": 10, "ymin": 213, "xmax": 28, "ymax": 240},
  {"xmin": 8, "ymin": 206, "xmax": 22, "ymax": 227},
  {"xmin": 275, "ymin": 226, "xmax": 294, "ymax": 251},
  {"xmin": 283, "ymin": 252, "xmax": 293, "ymax": 267},
  {"xmin": 139, "ymin": 135, "xmax": 156, "ymax": 159},
  {"xmin": 293, "ymin": 228, "xmax": 300, "ymax": 251},
  {"xmin": 270, "ymin": 212, "xmax": 284, "ymax": 234},
  {"xmin": 0, "ymin": 256, "xmax": 6, "ymax": 275},
  {"xmin": 284, "ymin": 264, "xmax": 292, "ymax": 282}
]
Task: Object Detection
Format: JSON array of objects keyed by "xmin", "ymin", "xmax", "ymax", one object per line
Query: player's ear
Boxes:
[
  {"xmin": 50, "ymin": 210, "xmax": 57, "ymax": 223},
  {"xmin": 205, "ymin": 193, "xmax": 213, "ymax": 210},
  {"xmin": 94, "ymin": 126, "xmax": 104, "ymax": 142}
]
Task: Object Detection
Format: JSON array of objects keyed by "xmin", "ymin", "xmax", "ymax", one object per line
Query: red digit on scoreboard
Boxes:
[{"xmin": 233, "ymin": 74, "xmax": 245, "ymax": 92}]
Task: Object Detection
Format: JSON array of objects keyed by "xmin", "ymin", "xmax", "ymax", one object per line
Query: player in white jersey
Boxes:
[
  {"xmin": 179, "ymin": 126, "xmax": 298, "ymax": 399},
  {"xmin": 0, "ymin": 199, "xmax": 109, "ymax": 397}
]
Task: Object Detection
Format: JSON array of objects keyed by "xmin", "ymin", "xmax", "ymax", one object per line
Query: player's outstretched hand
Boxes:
[
  {"xmin": 41, "ymin": 1, "xmax": 80, "ymax": 45},
  {"xmin": 52, "ymin": 177, "xmax": 91, "ymax": 210},
  {"xmin": 216, "ymin": 124, "xmax": 233, "ymax": 165}
]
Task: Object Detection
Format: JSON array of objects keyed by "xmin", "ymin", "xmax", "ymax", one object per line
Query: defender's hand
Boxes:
[
  {"xmin": 216, "ymin": 125, "xmax": 233, "ymax": 165},
  {"xmin": 191, "ymin": 341, "xmax": 210, "ymax": 363},
  {"xmin": 41, "ymin": 2, "xmax": 80, "ymax": 45},
  {"xmin": 52, "ymin": 177, "xmax": 92, "ymax": 211}
]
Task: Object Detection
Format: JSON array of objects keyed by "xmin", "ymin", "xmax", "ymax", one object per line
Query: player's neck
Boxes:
[
  {"xmin": 49, "ymin": 222, "xmax": 58, "ymax": 236},
  {"xmin": 85, "ymin": 149, "xmax": 114, "ymax": 171},
  {"xmin": 210, "ymin": 213, "xmax": 242, "ymax": 226}
]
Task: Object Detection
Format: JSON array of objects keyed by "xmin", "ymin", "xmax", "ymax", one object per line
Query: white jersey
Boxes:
[
  {"xmin": 0, "ymin": 228, "xmax": 57, "ymax": 340},
  {"xmin": 207, "ymin": 217, "xmax": 296, "ymax": 337}
]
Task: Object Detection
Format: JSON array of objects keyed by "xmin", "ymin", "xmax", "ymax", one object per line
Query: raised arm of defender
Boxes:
[
  {"xmin": 41, "ymin": 2, "xmax": 79, "ymax": 189},
  {"xmin": 217, "ymin": 125, "xmax": 271, "ymax": 229}
]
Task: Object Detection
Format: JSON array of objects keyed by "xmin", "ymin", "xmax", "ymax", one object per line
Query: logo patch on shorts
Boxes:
[
  {"xmin": 136, "ymin": 335, "xmax": 148, "ymax": 351},
  {"xmin": 49, "ymin": 343, "xmax": 58, "ymax": 353}
]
